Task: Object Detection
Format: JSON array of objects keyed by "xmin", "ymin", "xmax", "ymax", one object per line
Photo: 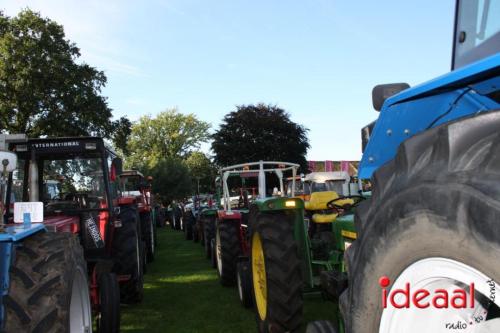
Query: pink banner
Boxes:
[
  {"xmin": 325, "ymin": 160, "xmax": 333, "ymax": 172},
  {"xmin": 341, "ymin": 161, "xmax": 349, "ymax": 172},
  {"xmin": 308, "ymin": 160, "xmax": 316, "ymax": 172}
]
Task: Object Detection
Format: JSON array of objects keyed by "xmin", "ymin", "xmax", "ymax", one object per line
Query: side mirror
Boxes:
[
  {"xmin": 112, "ymin": 158, "xmax": 123, "ymax": 175},
  {"xmin": 0, "ymin": 151, "xmax": 17, "ymax": 173},
  {"xmin": 372, "ymin": 83, "xmax": 410, "ymax": 111}
]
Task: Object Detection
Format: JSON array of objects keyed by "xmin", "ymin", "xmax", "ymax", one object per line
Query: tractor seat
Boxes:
[
  {"xmin": 312, "ymin": 213, "xmax": 338, "ymax": 224},
  {"xmin": 305, "ymin": 191, "xmax": 339, "ymax": 211}
]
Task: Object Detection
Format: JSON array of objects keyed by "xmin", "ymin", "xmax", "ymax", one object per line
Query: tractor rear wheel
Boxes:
[
  {"xmin": 204, "ymin": 216, "xmax": 216, "ymax": 259},
  {"xmin": 4, "ymin": 232, "xmax": 92, "ymax": 333},
  {"xmin": 342, "ymin": 111, "xmax": 500, "ymax": 333},
  {"xmin": 216, "ymin": 219, "xmax": 241, "ymax": 286},
  {"xmin": 251, "ymin": 214, "xmax": 303, "ymax": 333},
  {"xmin": 210, "ymin": 238, "xmax": 217, "ymax": 268},
  {"xmin": 96, "ymin": 273, "xmax": 120, "ymax": 333},
  {"xmin": 306, "ymin": 321, "xmax": 337, "ymax": 333},
  {"xmin": 141, "ymin": 211, "xmax": 156, "ymax": 263},
  {"xmin": 112, "ymin": 206, "xmax": 144, "ymax": 304},
  {"xmin": 184, "ymin": 213, "xmax": 193, "ymax": 240},
  {"xmin": 237, "ymin": 260, "xmax": 253, "ymax": 308}
]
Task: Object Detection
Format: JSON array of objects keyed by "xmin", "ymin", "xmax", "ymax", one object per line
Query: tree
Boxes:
[
  {"xmin": 144, "ymin": 157, "xmax": 192, "ymax": 205},
  {"xmin": 127, "ymin": 108, "xmax": 210, "ymax": 168},
  {"xmin": 185, "ymin": 151, "xmax": 217, "ymax": 193},
  {"xmin": 212, "ymin": 103, "xmax": 310, "ymax": 170},
  {"xmin": 0, "ymin": 9, "xmax": 122, "ymax": 138}
]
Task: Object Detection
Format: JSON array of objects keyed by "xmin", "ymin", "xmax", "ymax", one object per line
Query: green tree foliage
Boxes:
[
  {"xmin": 127, "ymin": 108, "xmax": 211, "ymax": 168},
  {"xmin": 0, "ymin": 9, "xmax": 129, "ymax": 143},
  {"xmin": 185, "ymin": 151, "xmax": 217, "ymax": 193},
  {"xmin": 212, "ymin": 103, "xmax": 310, "ymax": 170},
  {"xmin": 145, "ymin": 157, "xmax": 192, "ymax": 205}
]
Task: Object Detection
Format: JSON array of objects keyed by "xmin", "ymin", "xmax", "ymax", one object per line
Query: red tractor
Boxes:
[
  {"xmin": 120, "ymin": 170, "xmax": 157, "ymax": 263},
  {"xmin": 6, "ymin": 136, "xmax": 144, "ymax": 332},
  {"xmin": 215, "ymin": 161, "xmax": 299, "ymax": 307}
]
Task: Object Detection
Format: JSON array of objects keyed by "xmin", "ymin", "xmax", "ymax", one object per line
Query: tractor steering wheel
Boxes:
[{"xmin": 326, "ymin": 195, "xmax": 366, "ymax": 212}]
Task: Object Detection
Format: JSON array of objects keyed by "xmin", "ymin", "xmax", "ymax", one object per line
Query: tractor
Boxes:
[
  {"xmin": 249, "ymin": 1, "xmax": 500, "ymax": 332},
  {"xmin": 0, "ymin": 137, "xmax": 92, "ymax": 332},
  {"xmin": 6, "ymin": 135, "xmax": 145, "ymax": 332},
  {"xmin": 120, "ymin": 170, "xmax": 157, "ymax": 264},
  {"xmin": 214, "ymin": 161, "xmax": 299, "ymax": 308}
]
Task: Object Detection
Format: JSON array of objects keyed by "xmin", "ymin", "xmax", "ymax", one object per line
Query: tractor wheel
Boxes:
[
  {"xmin": 251, "ymin": 214, "xmax": 302, "ymax": 333},
  {"xmin": 112, "ymin": 206, "xmax": 144, "ymax": 304},
  {"xmin": 198, "ymin": 219, "xmax": 205, "ymax": 246},
  {"xmin": 210, "ymin": 238, "xmax": 217, "ymax": 269},
  {"xmin": 204, "ymin": 216, "xmax": 216, "ymax": 259},
  {"xmin": 4, "ymin": 232, "xmax": 92, "ymax": 333},
  {"xmin": 96, "ymin": 273, "xmax": 120, "ymax": 333},
  {"xmin": 237, "ymin": 260, "xmax": 253, "ymax": 308},
  {"xmin": 306, "ymin": 321, "xmax": 337, "ymax": 333},
  {"xmin": 141, "ymin": 211, "xmax": 156, "ymax": 263},
  {"xmin": 184, "ymin": 214, "xmax": 193, "ymax": 240},
  {"xmin": 215, "ymin": 220, "xmax": 241, "ymax": 286},
  {"xmin": 192, "ymin": 220, "xmax": 199, "ymax": 243},
  {"xmin": 341, "ymin": 111, "xmax": 500, "ymax": 333}
]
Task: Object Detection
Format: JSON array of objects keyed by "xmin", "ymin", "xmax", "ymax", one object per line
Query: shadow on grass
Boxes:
[{"xmin": 121, "ymin": 227, "xmax": 337, "ymax": 333}]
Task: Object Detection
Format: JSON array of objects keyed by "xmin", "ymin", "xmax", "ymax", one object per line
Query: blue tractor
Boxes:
[
  {"xmin": 0, "ymin": 137, "xmax": 92, "ymax": 332},
  {"xmin": 308, "ymin": 0, "xmax": 500, "ymax": 332}
]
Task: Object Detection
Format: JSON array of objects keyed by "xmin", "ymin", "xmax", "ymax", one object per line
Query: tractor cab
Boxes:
[{"xmin": 120, "ymin": 169, "xmax": 152, "ymax": 213}]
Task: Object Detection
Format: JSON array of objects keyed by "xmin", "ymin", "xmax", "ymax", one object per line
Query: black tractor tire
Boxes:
[
  {"xmin": 204, "ymin": 216, "xmax": 216, "ymax": 259},
  {"xmin": 96, "ymin": 273, "xmax": 120, "ymax": 333},
  {"xmin": 4, "ymin": 232, "xmax": 92, "ymax": 333},
  {"xmin": 140, "ymin": 211, "xmax": 156, "ymax": 263},
  {"xmin": 192, "ymin": 220, "xmax": 199, "ymax": 243},
  {"xmin": 305, "ymin": 321, "xmax": 337, "ymax": 333},
  {"xmin": 184, "ymin": 214, "xmax": 193, "ymax": 240},
  {"xmin": 237, "ymin": 260, "xmax": 254, "ymax": 308},
  {"xmin": 341, "ymin": 111, "xmax": 500, "ymax": 333},
  {"xmin": 216, "ymin": 220, "xmax": 242, "ymax": 286},
  {"xmin": 112, "ymin": 206, "xmax": 144, "ymax": 304},
  {"xmin": 251, "ymin": 213, "xmax": 303, "ymax": 333},
  {"xmin": 210, "ymin": 238, "xmax": 217, "ymax": 269}
]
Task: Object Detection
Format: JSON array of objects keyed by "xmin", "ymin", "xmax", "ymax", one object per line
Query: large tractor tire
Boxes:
[
  {"xmin": 210, "ymin": 238, "xmax": 217, "ymax": 269},
  {"xmin": 251, "ymin": 214, "xmax": 303, "ymax": 333},
  {"xmin": 341, "ymin": 111, "xmax": 500, "ymax": 333},
  {"xmin": 215, "ymin": 219, "xmax": 242, "ymax": 286},
  {"xmin": 237, "ymin": 260, "xmax": 254, "ymax": 308},
  {"xmin": 204, "ymin": 216, "xmax": 216, "ymax": 259},
  {"xmin": 4, "ymin": 232, "xmax": 92, "ymax": 333},
  {"xmin": 96, "ymin": 273, "xmax": 120, "ymax": 333},
  {"xmin": 140, "ymin": 211, "xmax": 156, "ymax": 263},
  {"xmin": 305, "ymin": 321, "xmax": 338, "ymax": 333},
  {"xmin": 184, "ymin": 213, "xmax": 194, "ymax": 240},
  {"xmin": 112, "ymin": 206, "xmax": 144, "ymax": 304}
]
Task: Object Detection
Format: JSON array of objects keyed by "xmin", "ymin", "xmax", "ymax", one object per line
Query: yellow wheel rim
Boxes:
[{"xmin": 252, "ymin": 232, "xmax": 267, "ymax": 321}]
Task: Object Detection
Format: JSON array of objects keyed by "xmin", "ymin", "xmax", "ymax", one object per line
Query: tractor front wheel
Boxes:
[
  {"xmin": 4, "ymin": 232, "xmax": 92, "ymax": 333},
  {"xmin": 215, "ymin": 220, "xmax": 241, "ymax": 286},
  {"xmin": 237, "ymin": 260, "xmax": 253, "ymax": 308},
  {"xmin": 141, "ymin": 211, "xmax": 156, "ymax": 263},
  {"xmin": 342, "ymin": 111, "xmax": 500, "ymax": 333},
  {"xmin": 251, "ymin": 214, "xmax": 303, "ymax": 333},
  {"xmin": 96, "ymin": 273, "xmax": 120, "ymax": 333},
  {"xmin": 204, "ymin": 216, "xmax": 216, "ymax": 259}
]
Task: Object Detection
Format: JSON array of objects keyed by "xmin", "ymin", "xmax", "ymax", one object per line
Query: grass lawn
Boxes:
[{"xmin": 121, "ymin": 226, "xmax": 338, "ymax": 332}]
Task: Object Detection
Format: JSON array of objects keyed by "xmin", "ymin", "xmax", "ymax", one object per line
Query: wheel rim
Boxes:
[
  {"xmin": 136, "ymin": 235, "xmax": 141, "ymax": 275},
  {"xmin": 69, "ymin": 266, "xmax": 92, "ymax": 333},
  {"xmin": 252, "ymin": 232, "xmax": 267, "ymax": 321},
  {"xmin": 380, "ymin": 257, "xmax": 500, "ymax": 332},
  {"xmin": 216, "ymin": 224, "xmax": 223, "ymax": 275},
  {"xmin": 237, "ymin": 266, "xmax": 244, "ymax": 302},
  {"xmin": 150, "ymin": 218, "xmax": 155, "ymax": 254}
]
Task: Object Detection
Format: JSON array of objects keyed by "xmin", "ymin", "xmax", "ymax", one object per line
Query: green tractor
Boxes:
[{"xmin": 248, "ymin": 170, "xmax": 363, "ymax": 332}]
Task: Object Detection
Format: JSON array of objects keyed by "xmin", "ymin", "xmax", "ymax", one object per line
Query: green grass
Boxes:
[{"xmin": 121, "ymin": 227, "xmax": 337, "ymax": 332}]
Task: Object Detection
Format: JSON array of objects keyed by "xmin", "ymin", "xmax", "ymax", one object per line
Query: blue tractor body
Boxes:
[
  {"xmin": 0, "ymin": 224, "xmax": 46, "ymax": 326},
  {"xmin": 360, "ymin": 53, "xmax": 500, "ymax": 179}
]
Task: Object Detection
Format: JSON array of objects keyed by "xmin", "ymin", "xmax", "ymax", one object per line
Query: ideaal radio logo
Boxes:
[{"xmin": 379, "ymin": 276, "xmax": 497, "ymax": 330}]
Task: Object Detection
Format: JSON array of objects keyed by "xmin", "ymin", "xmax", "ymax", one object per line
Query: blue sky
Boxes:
[{"xmin": 3, "ymin": 0, "xmax": 455, "ymax": 160}]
